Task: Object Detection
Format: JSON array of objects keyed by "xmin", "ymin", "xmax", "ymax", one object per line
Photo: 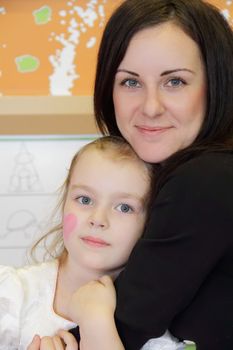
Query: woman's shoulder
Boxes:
[
  {"xmin": 158, "ymin": 151, "xmax": 233, "ymax": 208},
  {"xmin": 153, "ymin": 151, "xmax": 233, "ymax": 241},
  {"xmin": 176, "ymin": 151, "xmax": 233, "ymax": 174},
  {"xmin": 171, "ymin": 151, "xmax": 233, "ymax": 187}
]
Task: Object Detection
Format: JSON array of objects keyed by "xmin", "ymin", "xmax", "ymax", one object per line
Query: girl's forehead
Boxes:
[
  {"xmin": 72, "ymin": 147, "xmax": 149, "ymax": 177},
  {"xmin": 68, "ymin": 149, "xmax": 150, "ymax": 193}
]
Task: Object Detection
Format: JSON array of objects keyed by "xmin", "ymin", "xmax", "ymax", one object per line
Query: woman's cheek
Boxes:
[{"xmin": 63, "ymin": 213, "xmax": 78, "ymax": 240}]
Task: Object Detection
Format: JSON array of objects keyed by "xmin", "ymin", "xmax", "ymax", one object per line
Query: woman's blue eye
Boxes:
[
  {"xmin": 122, "ymin": 79, "xmax": 140, "ymax": 88},
  {"xmin": 78, "ymin": 196, "xmax": 92, "ymax": 205},
  {"xmin": 167, "ymin": 78, "xmax": 185, "ymax": 87},
  {"xmin": 116, "ymin": 203, "xmax": 133, "ymax": 213}
]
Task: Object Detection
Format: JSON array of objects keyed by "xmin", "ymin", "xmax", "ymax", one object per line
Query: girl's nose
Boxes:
[
  {"xmin": 142, "ymin": 88, "xmax": 165, "ymax": 118},
  {"xmin": 89, "ymin": 208, "xmax": 108, "ymax": 229}
]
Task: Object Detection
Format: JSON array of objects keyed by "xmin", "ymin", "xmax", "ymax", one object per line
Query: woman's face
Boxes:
[{"xmin": 113, "ymin": 22, "xmax": 206, "ymax": 163}]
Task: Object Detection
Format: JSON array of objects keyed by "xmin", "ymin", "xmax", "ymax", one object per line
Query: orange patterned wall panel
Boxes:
[{"xmin": 0, "ymin": 0, "xmax": 232, "ymax": 96}]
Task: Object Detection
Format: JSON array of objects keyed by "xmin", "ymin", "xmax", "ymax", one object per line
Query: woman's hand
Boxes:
[{"xmin": 27, "ymin": 331, "xmax": 78, "ymax": 350}]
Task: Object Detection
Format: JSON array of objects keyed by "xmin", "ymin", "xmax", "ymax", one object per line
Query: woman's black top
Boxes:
[{"xmin": 114, "ymin": 151, "xmax": 233, "ymax": 350}]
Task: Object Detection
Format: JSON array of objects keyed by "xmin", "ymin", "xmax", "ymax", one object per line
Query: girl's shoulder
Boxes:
[
  {"xmin": 17, "ymin": 259, "xmax": 58, "ymax": 276},
  {"xmin": 0, "ymin": 264, "xmax": 22, "ymax": 289},
  {"xmin": 0, "ymin": 265, "xmax": 25, "ymax": 316},
  {"xmin": 0, "ymin": 259, "xmax": 58, "ymax": 296},
  {"xmin": 16, "ymin": 259, "xmax": 58, "ymax": 292}
]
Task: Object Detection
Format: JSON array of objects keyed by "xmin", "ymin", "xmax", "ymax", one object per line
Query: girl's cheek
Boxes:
[{"xmin": 63, "ymin": 213, "xmax": 78, "ymax": 240}]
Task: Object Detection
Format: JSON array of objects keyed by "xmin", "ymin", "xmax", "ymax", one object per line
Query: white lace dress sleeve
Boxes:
[
  {"xmin": 0, "ymin": 260, "xmax": 77, "ymax": 350},
  {"xmin": 140, "ymin": 331, "xmax": 185, "ymax": 350},
  {"xmin": 0, "ymin": 265, "xmax": 24, "ymax": 349}
]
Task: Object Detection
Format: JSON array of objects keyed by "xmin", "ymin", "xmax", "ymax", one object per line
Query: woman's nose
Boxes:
[{"xmin": 142, "ymin": 88, "xmax": 165, "ymax": 118}]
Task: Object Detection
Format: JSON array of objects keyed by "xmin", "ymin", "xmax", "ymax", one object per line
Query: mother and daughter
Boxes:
[
  {"xmin": 3, "ymin": 0, "xmax": 233, "ymax": 349},
  {"xmin": 0, "ymin": 135, "xmax": 183, "ymax": 350}
]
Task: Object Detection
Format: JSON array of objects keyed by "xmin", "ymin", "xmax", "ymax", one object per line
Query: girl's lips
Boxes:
[{"xmin": 81, "ymin": 236, "xmax": 110, "ymax": 247}]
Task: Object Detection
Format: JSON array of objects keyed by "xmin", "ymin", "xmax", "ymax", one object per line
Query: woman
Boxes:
[
  {"xmin": 28, "ymin": 0, "xmax": 233, "ymax": 349},
  {"xmin": 94, "ymin": 0, "xmax": 233, "ymax": 349}
]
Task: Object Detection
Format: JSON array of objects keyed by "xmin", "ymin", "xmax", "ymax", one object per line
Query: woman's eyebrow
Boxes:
[
  {"xmin": 161, "ymin": 68, "xmax": 195, "ymax": 76},
  {"xmin": 116, "ymin": 68, "xmax": 195, "ymax": 77},
  {"xmin": 116, "ymin": 69, "xmax": 139, "ymax": 77}
]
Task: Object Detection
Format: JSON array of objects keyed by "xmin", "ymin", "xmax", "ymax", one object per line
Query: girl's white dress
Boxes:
[
  {"xmin": 0, "ymin": 259, "xmax": 184, "ymax": 350},
  {"xmin": 0, "ymin": 260, "xmax": 76, "ymax": 350}
]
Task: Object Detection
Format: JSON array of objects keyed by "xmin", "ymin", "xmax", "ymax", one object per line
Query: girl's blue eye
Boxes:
[
  {"xmin": 116, "ymin": 203, "xmax": 133, "ymax": 213},
  {"xmin": 78, "ymin": 196, "xmax": 92, "ymax": 205}
]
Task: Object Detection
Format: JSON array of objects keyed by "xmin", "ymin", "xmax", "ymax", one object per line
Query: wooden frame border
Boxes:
[{"xmin": 0, "ymin": 96, "xmax": 98, "ymax": 134}]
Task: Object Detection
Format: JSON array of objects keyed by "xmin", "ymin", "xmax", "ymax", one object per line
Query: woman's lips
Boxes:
[
  {"xmin": 81, "ymin": 236, "xmax": 110, "ymax": 247},
  {"xmin": 136, "ymin": 125, "xmax": 173, "ymax": 135}
]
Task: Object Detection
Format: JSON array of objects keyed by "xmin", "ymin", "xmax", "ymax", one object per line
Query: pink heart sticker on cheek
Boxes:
[{"xmin": 63, "ymin": 213, "xmax": 78, "ymax": 240}]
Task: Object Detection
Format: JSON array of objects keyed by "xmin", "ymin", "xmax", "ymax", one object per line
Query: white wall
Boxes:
[{"xmin": 0, "ymin": 135, "xmax": 96, "ymax": 266}]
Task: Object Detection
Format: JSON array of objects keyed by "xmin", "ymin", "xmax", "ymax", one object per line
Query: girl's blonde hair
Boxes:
[{"xmin": 30, "ymin": 135, "xmax": 154, "ymax": 263}]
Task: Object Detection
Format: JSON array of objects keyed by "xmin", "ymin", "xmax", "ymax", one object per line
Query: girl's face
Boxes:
[
  {"xmin": 62, "ymin": 148, "xmax": 149, "ymax": 278},
  {"xmin": 113, "ymin": 22, "xmax": 206, "ymax": 163}
]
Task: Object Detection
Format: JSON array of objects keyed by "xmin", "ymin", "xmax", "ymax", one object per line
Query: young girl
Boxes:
[
  {"xmin": 0, "ymin": 136, "xmax": 155, "ymax": 349},
  {"xmin": 27, "ymin": 137, "xmax": 187, "ymax": 350}
]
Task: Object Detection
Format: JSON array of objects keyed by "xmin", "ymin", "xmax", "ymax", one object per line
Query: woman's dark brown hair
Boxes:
[{"xmin": 94, "ymin": 0, "xmax": 233, "ymax": 150}]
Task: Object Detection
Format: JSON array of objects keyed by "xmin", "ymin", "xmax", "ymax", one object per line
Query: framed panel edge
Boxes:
[{"xmin": 0, "ymin": 96, "xmax": 98, "ymax": 134}]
